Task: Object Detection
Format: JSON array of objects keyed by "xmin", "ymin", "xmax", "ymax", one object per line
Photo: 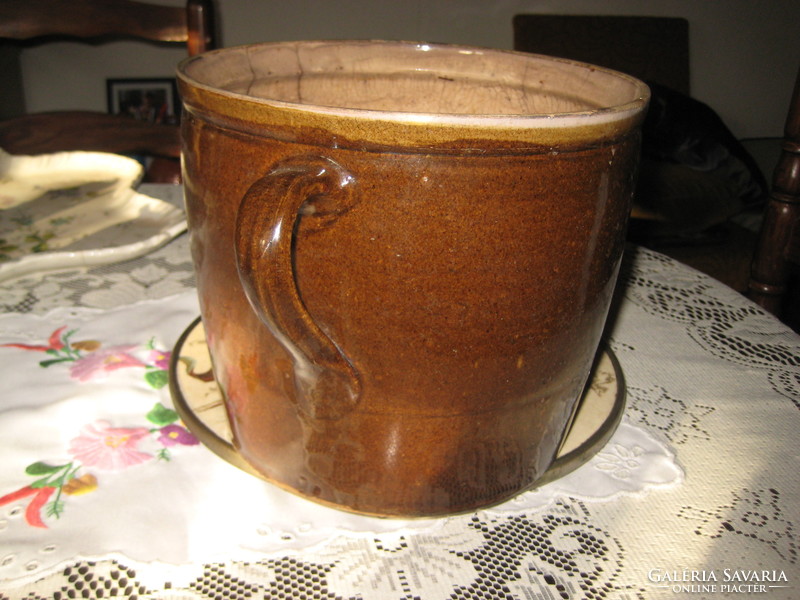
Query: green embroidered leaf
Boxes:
[
  {"xmin": 147, "ymin": 402, "xmax": 178, "ymax": 426},
  {"xmin": 12, "ymin": 215, "xmax": 33, "ymax": 226},
  {"xmin": 50, "ymin": 216, "xmax": 74, "ymax": 227},
  {"xmin": 25, "ymin": 462, "xmax": 63, "ymax": 476},
  {"xmin": 39, "ymin": 357, "xmax": 72, "ymax": 368},
  {"xmin": 145, "ymin": 369, "xmax": 169, "ymax": 390},
  {"xmin": 30, "ymin": 476, "xmax": 53, "ymax": 489},
  {"xmin": 46, "ymin": 499, "xmax": 65, "ymax": 519}
]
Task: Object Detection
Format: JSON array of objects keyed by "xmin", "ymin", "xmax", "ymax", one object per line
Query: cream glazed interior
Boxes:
[{"xmin": 179, "ymin": 40, "xmax": 649, "ymax": 129}]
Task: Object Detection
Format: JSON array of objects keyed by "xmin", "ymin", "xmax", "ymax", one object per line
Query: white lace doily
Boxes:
[
  {"xmin": 0, "ymin": 184, "xmax": 194, "ymax": 316},
  {"xmin": 2, "ymin": 213, "xmax": 798, "ymax": 599},
  {"xmin": 0, "ymin": 289, "xmax": 681, "ymax": 588}
]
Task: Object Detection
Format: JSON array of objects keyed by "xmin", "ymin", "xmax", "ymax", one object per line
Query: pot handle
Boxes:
[{"xmin": 235, "ymin": 155, "xmax": 360, "ymax": 420}]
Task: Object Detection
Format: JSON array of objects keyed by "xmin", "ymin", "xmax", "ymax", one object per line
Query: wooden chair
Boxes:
[
  {"xmin": 748, "ymin": 67, "xmax": 800, "ymax": 327},
  {"xmin": 513, "ymin": 15, "xmax": 690, "ymax": 94},
  {"xmin": 512, "ymin": 15, "xmax": 778, "ymax": 299},
  {"xmin": 0, "ymin": 0, "xmax": 216, "ymax": 183}
]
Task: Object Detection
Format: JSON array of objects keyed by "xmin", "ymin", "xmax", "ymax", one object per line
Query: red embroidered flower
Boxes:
[
  {"xmin": 0, "ymin": 325, "xmax": 67, "ymax": 352},
  {"xmin": 0, "ymin": 485, "xmax": 57, "ymax": 528}
]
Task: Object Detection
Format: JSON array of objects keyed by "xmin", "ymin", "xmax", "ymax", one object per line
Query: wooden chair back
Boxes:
[
  {"xmin": 513, "ymin": 15, "xmax": 690, "ymax": 94},
  {"xmin": 748, "ymin": 68, "xmax": 800, "ymax": 324},
  {"xmin": 0, "ymin": 0, "xmax": 216, "ymax": 183},
  {"xmin": 0, "ymin": 0, "xmax": 214, "ymax": 56}
]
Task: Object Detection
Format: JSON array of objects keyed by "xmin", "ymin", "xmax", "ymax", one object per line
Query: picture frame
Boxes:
[{"xmin": 106, "ymin": 78, "xmax": 179, "ymax": 125}]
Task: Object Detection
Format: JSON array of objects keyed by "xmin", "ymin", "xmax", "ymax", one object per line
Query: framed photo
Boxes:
[{"xmin": 106, "ymin": 78, "xmax": 179, "ymax": 124}]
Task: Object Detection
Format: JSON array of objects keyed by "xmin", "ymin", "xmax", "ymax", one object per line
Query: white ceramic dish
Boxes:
[{"xmin": 0, "ymin": 148, "xmax": 186, "ymax": 282}]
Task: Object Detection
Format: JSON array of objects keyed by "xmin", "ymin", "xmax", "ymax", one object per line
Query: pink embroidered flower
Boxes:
[
  {"xmin": 157, "ymin": 424, "xmax": 199, "ymax": 447},
  {"xmin": 68, "ymin": 421, "xmax": 152, "ymax": 470},
  {"xmin": 69, "ymin": 344, "xmax": 145, "ymax": 381},
  {"xmin": 147, "ymin": 349, "xmax": 171, "ymax": 370}
]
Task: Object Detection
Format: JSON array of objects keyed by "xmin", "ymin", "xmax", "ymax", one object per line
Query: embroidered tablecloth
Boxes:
[{"xmin": 1, "ymin": 185, "xmax": 798, "ymax": 599}]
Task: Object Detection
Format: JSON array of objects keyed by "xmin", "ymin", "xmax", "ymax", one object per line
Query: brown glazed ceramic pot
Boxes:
[{"xmin": 177, "ymin": 40, "xmax": 649, "ymax": 517}]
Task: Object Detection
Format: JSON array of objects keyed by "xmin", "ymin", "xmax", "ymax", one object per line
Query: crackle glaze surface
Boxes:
[{"xmin": 177, "ymin": 40, "xmax": 648, "ymax": 516}]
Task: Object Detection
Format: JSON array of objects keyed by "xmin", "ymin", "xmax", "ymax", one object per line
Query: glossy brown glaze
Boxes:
[{"xmin": 178, "ymin": 41, "xmax": 648, "ymax": 516}]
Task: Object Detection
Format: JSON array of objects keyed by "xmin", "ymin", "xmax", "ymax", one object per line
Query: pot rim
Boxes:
[{"xmin": 177, "ymin": 39, "xmax": 650, "ymax": 128}]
